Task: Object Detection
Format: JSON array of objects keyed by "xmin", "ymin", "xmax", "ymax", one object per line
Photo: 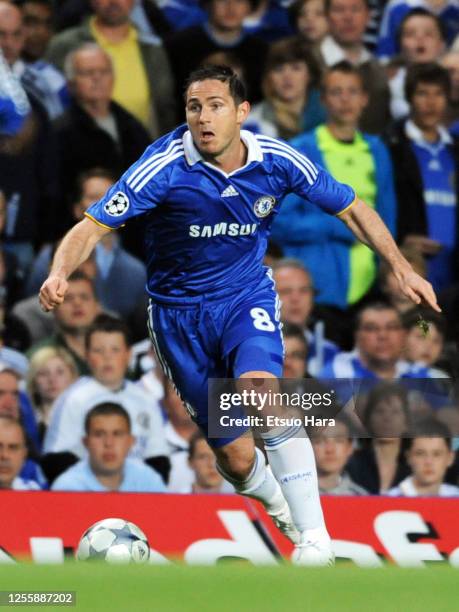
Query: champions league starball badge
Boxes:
[
  {"xmin": 104, "ymin": 192, "xmax": 130, "ymax": 217},
  {"xmin": 253, "ymin": 195, "xmax": 276, "ymax": 218}
]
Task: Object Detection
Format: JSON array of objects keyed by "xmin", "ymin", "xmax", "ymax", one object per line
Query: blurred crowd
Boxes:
[{"xmin": 0, "ymin": 0, "xmax": 458, "ymax": 498}]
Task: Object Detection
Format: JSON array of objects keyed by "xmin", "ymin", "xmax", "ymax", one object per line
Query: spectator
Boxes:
[
  {"xmin": 28, "ymin": 271, "xmax": 101, "ymax": 376},
  {"xmin": 26, "ymin": 346, "xmax": 78, "ymax": 443},
  {"xmin": 164, "ymin": 0, "xmax": 268, "ymax": 108},
  {"xmin": 346, "ymin": 382, "xmax": 411, "ymax": 492},
  {"xmin": 0, "ymin": 2, "xmax": 59, "ymax": 270},
  {"xmin": 289, "ymin": 0, "xmax": 329, "ymax": 46},
  {"xmin": 245, "ymin": 36, "xmax": 326, "ymax": 139},
  {"xmin": 25, "ymin": 167, "xmax": 148, "ymax": 312},
  {"xmin": 321, "ymin": 302, "xmax": 442, "ymax": 379},
  {"xmin": 0, "ymin": 48, "xmax": 30, "ymax": 140},
  {"xmin": 282, "ymin": 322, "xmax": 309, "ymax": 379},
  {"xmin": 0, "ymin": 415, "xmax": 40, "ymax": 489},
  {"xmin": 273, "ymin": 61, "xmax": 396, "ymax": 310},
  {"xmin": 377, "ymin": 0, "xmax": 459, "ymax": 62},
  {"xmin": 242, "ymin": 0, "xmax": 294, "ymax": 42},
  {"xmin": 180, "ymin": 431, "xmax": 233, "ymax": 493},
  {"xmin": 440, "ymin": 51, "xmax": 459, "ymax": 131},
  {"xmin": 311, "ymin": 415, "xmax": 368, "ymax": 494},
  {"xmin": 316, "ymin": 0, "xmax": 390, "ymax": 133},
  {"xmin": 21, "ymin": 0, "xmax": 54, "ymax": 63},
  {"xmin": 387, "ymin": 9, "xmax": 447, "ymax": 120},
  {"xmin": 272, "ymin": 259, "xmax": 339, "ymax": 376},
  {"xmin": 388, "ymin": 419, "xmax": 459, "ymax": 496},
  {"xmin": 52, "ymin": 45, "xmax": 151, "ymax": 215},
  {"xmin": 43, "ymin": 314, "xmax": 169, "ymax": 482},
  {"xmin": 54, "ymin": 0, "xmax": 173, "ymax": 37},
  {"xmin": 402, "ymin": 307, "xmax": 448, "ymax": 373},
  {"xmin": 163, "ymin": 380, "xmax": 199, "ymax": 492},
  {"xmin": 0, "ymin": 368, "xmax": 44, "ymax": 485},
  {"xmin": 389, "ymin": 63, "xmax": 458, "ymax": 294},
  {"xmin": 0, "ymin": 1, "xmax": 68, "ymax": 119},
  {"xmin": 46, "ymin": 0, "xmax": 176, "ymax": 136},
  {"xmin": 52, "ymin": 402, "xmax": 166, "ymax": 492}
]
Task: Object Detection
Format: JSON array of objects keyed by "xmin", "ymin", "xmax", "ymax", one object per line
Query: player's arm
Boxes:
[
  {"xmin": 338, "ymin": 198, "xmax": 440, "ymax": 312},
  {"xmin": 39, "ymin": 217, "xmax": 111, "ymax": 311}
]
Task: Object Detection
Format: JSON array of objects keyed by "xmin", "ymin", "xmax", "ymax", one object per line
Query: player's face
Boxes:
[
  {"xmin": 356, "ymin": 309, "xmax": 405, "ymax": 365},
  {"xmin": 268, "ymin": 61, "xmax": 310, "ymax": 103},
  {"xmin": 0, "ymin": 5, "xmax": 25, "ymax": 65},
  {"xmin": 367, "ymin": 395, "xmax": 408, "ymax": 438},
  {"xmin": 411, "ymin": 83, "xmax": 448, "ymax": 132},
  {"xmin": 322, "ymin": 71, "xmax": 368, "ymax": 126},
  {"xmin": 91, "ymin": 0, "xmax": 134, "ymax": 25},
  {"xmin": 189, "ymin": 439, "xmax": 223, "ymax": 489},
  {"xmin": 87, "ymin": 332, "xmax": 131, "ymax": 389},
  {"xmin": 185, "ymin": 79, "xmax": 249, "ymax": 159},
  {"xmin": 34, "ymin": 357, "xmax": 76, "ymax": 404},
  {"xmin": 273, "ymin": 267, "xmax": 314, "ymax": 326},
  {"xmin": 407, "ymin": 437, "xmax": 453, "ymax": 487},
  {"xmin": 72, "ymin": 49, "xmax": 114, "ymax": 105},
  {"xmin": 327, "ymin": 0, "xmax": 369, "ymax": 45},
  {"xmin": 209, "ymin": 0, "xmax": 252, "ymax": 31},
  {"xmin": 311, "ymin": 423, "xmax": 353, "ymax": 475},
  {"xmin": 404, "ymin": 324, "xmax": 443, "ymax": 367},
  {"xmin": 74, "ymin": 176, "xmax": 114, "ymax": 220},
  {"xmin": 400, "ymin": 16, "xmax": 445, "ymax": 64},
  {"xmin": 85, "ymin": 415, "xmax": 134, "ymax": 475},
  {"xmin": 0, "ymin": 422, "xmax": 27, "ymax": 488},
  {"xmin": 0, "ymin": 373, "xmax": 20, "ymax": 419},
  {"xmin": 22, "ymin": 1, "xmax": 53, "ymax": 61},
  {"xmin": 296, "ymin": 0, "xmax": 328, "ymax": 43},
  {"xmin": 55, "ymin": 280, "xmax": 100, "ymax": 333},
  {"xmin": 283, "ymin": 336, "xmax": 308, "ymax": 379}
]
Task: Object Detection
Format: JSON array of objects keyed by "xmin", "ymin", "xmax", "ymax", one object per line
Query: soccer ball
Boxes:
[{"xmin": 76, "ymin": 518, "xmax": 150, "ymax": 564}]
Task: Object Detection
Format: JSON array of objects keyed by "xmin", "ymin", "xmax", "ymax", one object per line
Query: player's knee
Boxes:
[{"xmin": 217, "ymin": 447, "xmax": 254, "ymax": 482}]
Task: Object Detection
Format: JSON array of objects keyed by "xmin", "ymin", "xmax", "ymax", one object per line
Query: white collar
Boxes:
[
  {"xmin": 405, "ymin": 118, "xmax": 452, "ymax": 146},
  {"xmin": 182, "ymin": 128, "xmax": 264, "ymax": 177},
  {"xmin": 320, "ymin": 35, "xmax": 372, "ymax": 67},
  {"xmin": 398, "ymin": 476, "xmax": 418, "ymax": 496}
]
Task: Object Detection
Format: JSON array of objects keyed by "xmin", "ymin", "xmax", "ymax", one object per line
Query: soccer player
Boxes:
[{"xmin": 39, "ymin": 65, "xmax": 439, "ymax": 565}]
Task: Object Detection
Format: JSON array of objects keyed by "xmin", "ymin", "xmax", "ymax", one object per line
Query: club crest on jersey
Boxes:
[
  {"xmin": 104, "ymin": 191, "xmax": 129, "ymax": 217},
  {"xmin": 253, "ymin": 195, "xmax": 276, "ymax": 218}
]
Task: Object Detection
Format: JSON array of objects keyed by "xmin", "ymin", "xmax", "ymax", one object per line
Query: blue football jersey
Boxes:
[{"xmin": 85, "ymin": 124, "xmax": 355, "ymax": 302}]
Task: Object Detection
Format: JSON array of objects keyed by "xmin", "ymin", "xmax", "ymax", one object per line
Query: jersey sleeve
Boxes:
[
  {"xmin": 282, "ymin": 147, "xmax": 356, "ymax": 216},
  {"xmin": 84, "ymin": 138, "xmax": 180, "ymax": 229}
]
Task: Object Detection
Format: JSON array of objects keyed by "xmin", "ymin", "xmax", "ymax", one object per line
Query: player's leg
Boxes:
[
  {"xmin": 236, "ymin": 368, "xmax": 333, "ymax": 565},
  {"xmin": 220, "ymin": 278, "xmax": 333, "ymax": 565},
  {"xmin": 212, "ymin": 430, "xmax": 300, "ymax": 545}
]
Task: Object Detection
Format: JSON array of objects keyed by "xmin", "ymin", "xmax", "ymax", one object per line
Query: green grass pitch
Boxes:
[{"xmin": 1, "ymin": 563, "xmax": 457, "ymax": 612}]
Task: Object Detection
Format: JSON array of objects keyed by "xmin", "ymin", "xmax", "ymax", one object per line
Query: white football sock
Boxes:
[
  {"xmin": 216, "ymin": 446, "xmax": 285, "ymax": 514},
  {"xmin": 262, "ymin": 426, "xmax": 330, "ymax": 543}
]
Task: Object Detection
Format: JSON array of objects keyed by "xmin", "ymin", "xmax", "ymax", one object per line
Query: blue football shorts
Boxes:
[{"xmin": 147, "ymin": 274, "xmax": 284, "ymax": 448}]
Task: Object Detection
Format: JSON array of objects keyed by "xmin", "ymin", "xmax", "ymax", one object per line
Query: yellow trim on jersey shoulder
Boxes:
[
  {"xmin": 335, "ymin": 196, "xmax": 357, "ymax": 217},
  {"xmin": 84, "ymin": 212, "xmax": 117, "ymax": 230}
]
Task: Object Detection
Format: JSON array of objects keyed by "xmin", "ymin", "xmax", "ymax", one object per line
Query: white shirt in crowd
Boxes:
[
  {"xmin": 387, "ymin": 476, "xmax": 459, "ymax": 497},
  {"xmin": 43, "ymin": 376, "xmax": 169, "ymax": 460}
]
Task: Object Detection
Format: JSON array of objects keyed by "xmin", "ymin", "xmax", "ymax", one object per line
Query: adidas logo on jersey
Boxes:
[{"xmin": 221, "ymin": 185, "xmax": 239, "ymax": 197}]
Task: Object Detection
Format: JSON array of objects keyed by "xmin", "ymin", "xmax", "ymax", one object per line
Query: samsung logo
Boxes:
[{"xmin": 189, "ymin": 223, "xmax": 257, "ymax": 238}]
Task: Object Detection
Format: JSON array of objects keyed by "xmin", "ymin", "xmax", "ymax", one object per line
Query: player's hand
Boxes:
[
  {"xmin": 402, "ymin": 234, "xmax": 442, "ymax": 256},
  {"xmin": 395, "ymin": 266, "xmax": 441, "ymax": 313},
  {"xmin": 39, "ymin": 275, "xmax": 68, "ymax": 312}
]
